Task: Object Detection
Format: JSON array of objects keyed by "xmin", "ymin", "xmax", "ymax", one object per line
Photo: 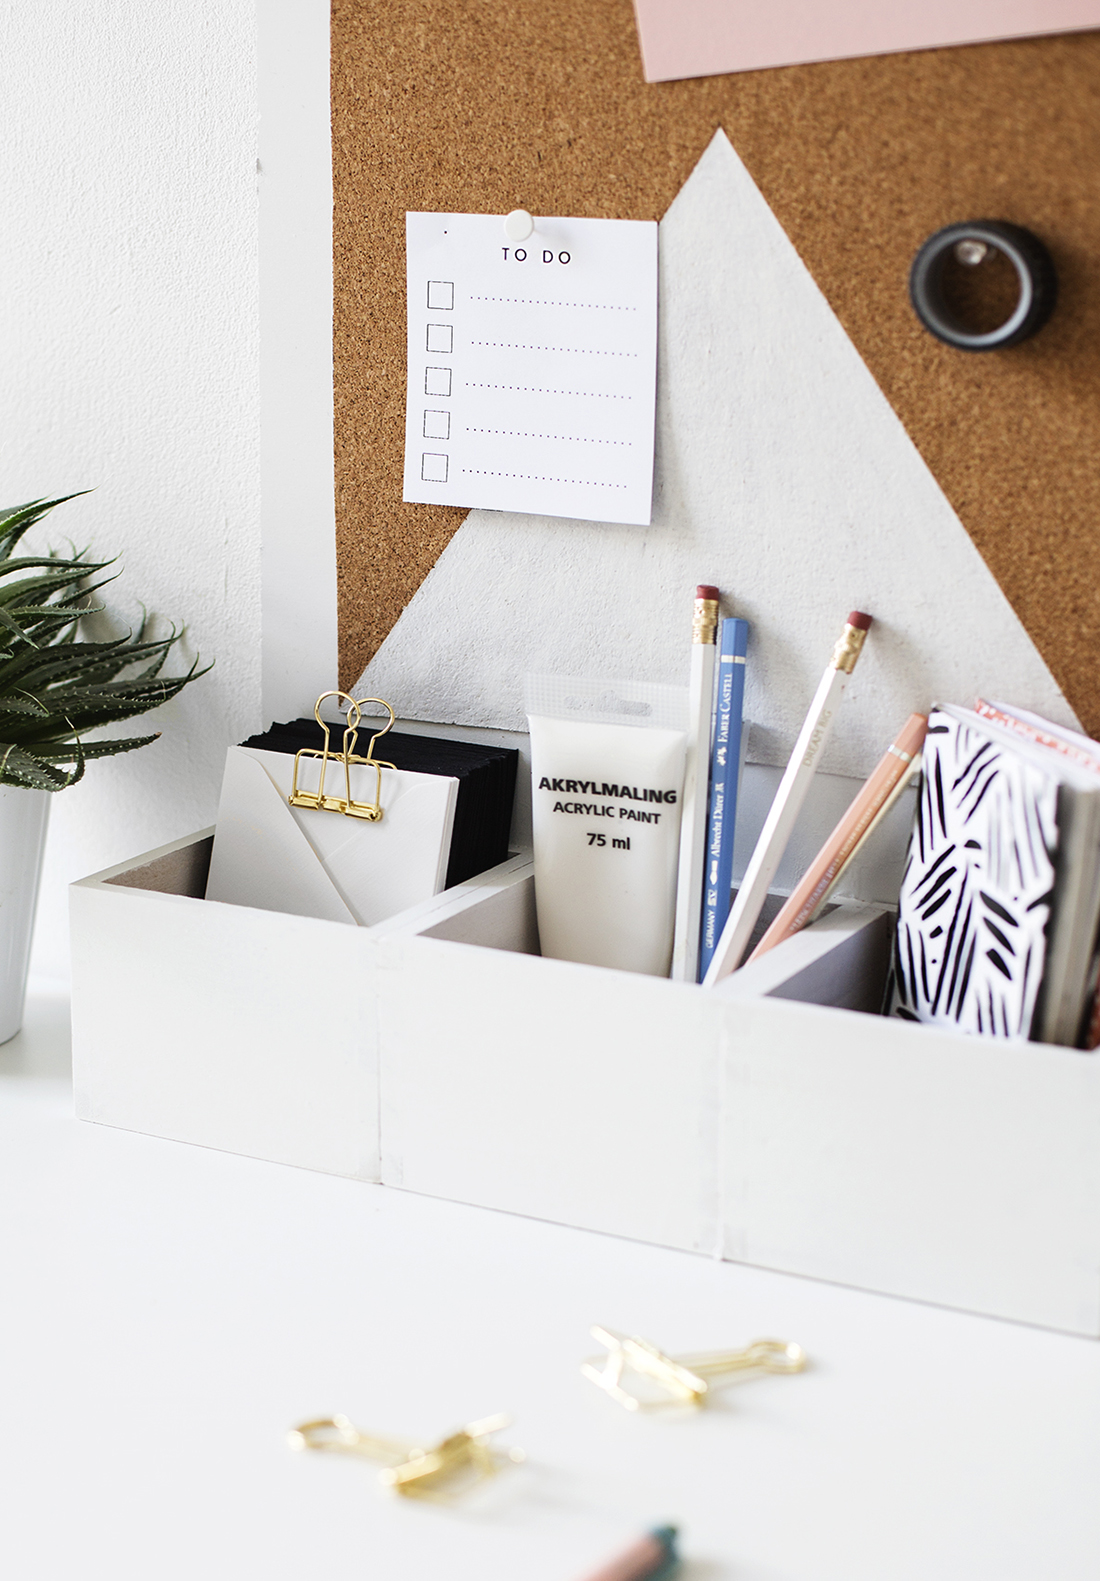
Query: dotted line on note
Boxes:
[
  {"xmin": 471, "ymin": 341, "xmax": 638, "ymax": 357},
  {"xmin": 466, "ymin": 428, "xmax": 632, "ymax": 446},
  {"xmin": 470, "ymin": 296, "xmax": 638, "ymax": 311},
  {"xmin": 462, "ymin": 470, "xmax": 627, "ymax": 489},
  {"xmin": 465, "ymin": 383, "xmax": 633, "ymax": 399}
]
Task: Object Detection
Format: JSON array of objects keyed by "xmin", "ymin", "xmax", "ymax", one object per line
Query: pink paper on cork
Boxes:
[{"xmin": 631, "ymin": 0, "xmax": 1100, "ymax": 82}]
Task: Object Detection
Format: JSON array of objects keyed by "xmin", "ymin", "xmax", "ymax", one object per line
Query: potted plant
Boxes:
[{"xmin": 0, "ymin": 493, "xmax": 209, "ymax": 1041}]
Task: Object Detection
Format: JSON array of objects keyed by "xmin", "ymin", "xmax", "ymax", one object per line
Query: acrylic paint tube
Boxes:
[{"xmin": 525, "ymin": 674, "xmax": 689, "ymax": 976}]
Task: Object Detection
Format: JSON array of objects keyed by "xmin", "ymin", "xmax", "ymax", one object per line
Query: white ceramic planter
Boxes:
[{"xmin": 0, "ymin": 785, "xmax": 49, "ymax": 1043}]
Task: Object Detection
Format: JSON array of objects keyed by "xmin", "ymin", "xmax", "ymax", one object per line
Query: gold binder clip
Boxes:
[
  {"xmin": 581, "ymin": 1325, "xmax": 806, "ymax": 1412},
  {"xmin": 288, "ymin": 691, "xmax": 396, "ymax": 822},
  {"xmin": 287, "ymin": 1412, "xmax": 523, "ymax": 1501}
]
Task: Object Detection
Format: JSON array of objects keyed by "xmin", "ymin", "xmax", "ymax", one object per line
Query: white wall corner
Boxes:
[
  {"xmin": 0, "ymin": 0, "xmax": 264, "ymax": 981},
  {"xmin": 258, "ymin": 0, "xmax": 338, "ymax": 726}
]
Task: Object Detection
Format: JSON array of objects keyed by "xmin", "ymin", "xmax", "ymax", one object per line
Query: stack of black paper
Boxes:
[{"xmin": 239, "ymin": 718, "xmax": 518, "ymax": 890}]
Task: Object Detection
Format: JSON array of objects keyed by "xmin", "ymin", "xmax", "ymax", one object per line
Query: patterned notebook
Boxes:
[{"xmin": 889, "ymin": 708, "xmax": 1060, "ymax": 1039}]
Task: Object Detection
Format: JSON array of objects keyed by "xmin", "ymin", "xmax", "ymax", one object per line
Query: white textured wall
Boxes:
[{"xmin": 0, "ymin": 0, "xmax": 263, "ymax": 981}]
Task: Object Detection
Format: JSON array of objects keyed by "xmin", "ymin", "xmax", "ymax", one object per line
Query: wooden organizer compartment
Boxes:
[{"xmin": 70, "ymin": 826, "xmax": 1100, "ymax": 1336}]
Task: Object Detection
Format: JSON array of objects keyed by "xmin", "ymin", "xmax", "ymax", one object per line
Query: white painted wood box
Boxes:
[{"xmin": 69, "ymin": 824, "xmax": 1100, "ymax": 1338}]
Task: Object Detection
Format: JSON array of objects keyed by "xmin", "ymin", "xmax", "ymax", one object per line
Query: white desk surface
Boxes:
[{"xmin": 3, "ymin": 987, "xmax": 1099, "ymax": 1581}]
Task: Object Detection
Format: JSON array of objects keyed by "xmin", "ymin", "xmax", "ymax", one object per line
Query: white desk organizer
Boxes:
[{"xmin": 69, "ymin": 811, "xmax": 1100, "ymax": 1338}]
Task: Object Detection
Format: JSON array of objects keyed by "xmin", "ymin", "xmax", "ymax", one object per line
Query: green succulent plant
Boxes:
[{"xmin": 0, "ymin": 493, "xmax": 210, "ymax": 791}]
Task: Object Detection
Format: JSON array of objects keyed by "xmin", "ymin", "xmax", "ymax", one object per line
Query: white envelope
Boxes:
[{"xmin": 204, "ymin": 745, "xmax": 459, "ymax": 927}]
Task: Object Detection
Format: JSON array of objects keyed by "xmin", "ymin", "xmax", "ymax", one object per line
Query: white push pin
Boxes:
[{"xmin": 503, "ymin": 209, "xmax": 535, "ymax": 243}]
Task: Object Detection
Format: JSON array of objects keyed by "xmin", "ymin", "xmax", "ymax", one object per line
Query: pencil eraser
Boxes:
[
  {"xmin": 847, "ymin": 610, "xmax": 873, "ymax": 630},
  {"xmin": 697, "ymin": 585, "xmax": 720, "ymax": 601}
]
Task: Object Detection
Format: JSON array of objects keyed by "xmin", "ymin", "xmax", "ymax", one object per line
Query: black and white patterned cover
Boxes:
[{"xmin": 889, "ymin": 707, "xmax": 1058, "ymax": 1038}]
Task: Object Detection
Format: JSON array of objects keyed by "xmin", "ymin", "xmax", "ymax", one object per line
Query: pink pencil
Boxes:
[
  {"xmin": 747, "ymin": 712, "xmax": 927, "ymax": 961},
  {"xmin": 575, "ymin": 1526, "xmax": 679, "ymax": 1581}
]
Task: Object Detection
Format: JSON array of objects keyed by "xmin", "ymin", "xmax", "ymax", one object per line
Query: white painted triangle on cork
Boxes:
[{"xmin": 353, "ymin": 129, "xmax": 1078, "ymax": 778}]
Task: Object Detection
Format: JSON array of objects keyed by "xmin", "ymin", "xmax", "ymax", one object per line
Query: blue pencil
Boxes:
[{"xmin": 698, "ymin": 618, "xmax": 749, "ymax": 982}]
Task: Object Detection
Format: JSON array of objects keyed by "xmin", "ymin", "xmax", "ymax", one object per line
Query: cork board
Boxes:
[{"xmin": 331, "ymin": 3, "xmax": 1100, "ymax": 731}]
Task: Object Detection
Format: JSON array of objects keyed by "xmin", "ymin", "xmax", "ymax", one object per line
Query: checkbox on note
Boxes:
[
  {"xmin": 423, "ymin": 410, "xmax": 450, "ymax": 440},
  {"xmin": 421, "ymin": 452, "xmax": 449, "ymax": 483},
  {"xmin": 424, "ymin": 367, "xmax": 452, "ymax": 397},
  {"xmin": 427, "ymin": 280, "xmax": 454, "ymax": 310},
  {"xmin": 426, "ymin": 324, "xmax": 453, "ymax": 353}
]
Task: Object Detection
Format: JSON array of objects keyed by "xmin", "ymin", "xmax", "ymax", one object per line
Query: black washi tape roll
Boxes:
[{"xmin": 909, "ymin": 221, "xmax": 1057, "ymax": 351}]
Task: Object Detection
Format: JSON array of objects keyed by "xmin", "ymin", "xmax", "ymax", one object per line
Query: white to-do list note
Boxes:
[{"xmin": 403, "ymin": 212, "xmax": 658, "ymax": 526}]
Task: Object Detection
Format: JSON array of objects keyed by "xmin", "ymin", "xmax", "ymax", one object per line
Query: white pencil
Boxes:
[
  {"xmin": 701, "ymin": 611, "xmax": 872, "ymax": 986},
  {"xmin": 671, "ymin": 585, "xmax": 719, "ymax": 982}
]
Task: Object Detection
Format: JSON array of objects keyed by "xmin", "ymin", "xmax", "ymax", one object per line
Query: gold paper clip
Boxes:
[
  {"xmin": 582, "ymin": 1325, "xmax": 806, "ymax": 1412},
  {"xmin": 287, "ymin": 1412, "xmax": 523, "ymax": 1501},
  {"xmin": 288, "ymin": 691, "xmax": 396, "ymax": 822}
]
